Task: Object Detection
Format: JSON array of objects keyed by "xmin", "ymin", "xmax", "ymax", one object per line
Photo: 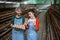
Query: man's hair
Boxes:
[
  {"xmin": 14, "ymin": 7, "xmax": 23, "ymax": 15},
  {"xmin": 15, "ymin": 7, "xmax": 22, "ymax": 11}
]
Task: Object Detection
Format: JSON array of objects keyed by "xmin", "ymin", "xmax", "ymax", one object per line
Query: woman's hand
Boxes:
[
  {"xmin": 33, "ymin": 23, "xmax": 38, "ymax": 32},
  {"xmin": 24, "ymin": 22, "xmax": 28, "ymax": 29},
  {"xmin": 24, "ymin": 22, "xmax": 27, "ymax": 26},
  {"xmin": 33, "ymin": 22, "xmax": 36, "ymax": 26}
]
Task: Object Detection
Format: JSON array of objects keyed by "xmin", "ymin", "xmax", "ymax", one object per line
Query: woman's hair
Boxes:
[{"xmin": 27, "ymin": 9, "xmax": 37, "ymax": 17}]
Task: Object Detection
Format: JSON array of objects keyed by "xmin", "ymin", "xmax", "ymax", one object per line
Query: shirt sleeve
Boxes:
[
  {"xmin": 36, "ymin": 18, "xmax": 40, "ymax": 31},
  {"xmin": 23, "ymin": 16, "xmax": 25, "ymax": 24},
  {"xmin": 11, "ymin": 16, "xmax": 15, "ymax": 24}
]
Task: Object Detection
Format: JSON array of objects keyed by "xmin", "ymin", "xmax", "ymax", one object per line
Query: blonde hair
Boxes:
[
  {"xmin": 15, "ymin": 7, "xmax": 22, "ymax": 11},
  {"xmin": 15, "ymin": 7, "xmax": 23, "ymax": 15}
]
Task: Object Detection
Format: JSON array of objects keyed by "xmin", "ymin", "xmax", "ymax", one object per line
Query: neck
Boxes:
[
  {"xmin": 31, "ymin": 16, "xmax": 35, "ymax": 19},
  {"xmin": 16, "ymin": 15, "xmax": 21, "ymax": 18}
]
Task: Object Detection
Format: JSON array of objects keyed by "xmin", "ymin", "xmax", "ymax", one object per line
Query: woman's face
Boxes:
[
  {"xmin": 28, "ymin": 12, "xmax": 34, "ymax": 18},
  {"xmin": 15, "ymin": 9, "xmax": 22, "ymax": 15}
]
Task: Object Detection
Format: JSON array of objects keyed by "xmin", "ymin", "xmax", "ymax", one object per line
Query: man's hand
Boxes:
[
  {"xmin": 12, "ymin": 24, "xmax": 25, "ymax": 30},
  {"xmin": 10, "ymin": 24, "xmax": 14, "ymax": 27}
]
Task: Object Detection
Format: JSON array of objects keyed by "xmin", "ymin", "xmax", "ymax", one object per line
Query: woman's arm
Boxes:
[
  {"xmin": 24, "ymin": 18, "xmax": 29, "ymax": 29},
  {"xmin": 33, "ymin": 18, "xmax": 40, "ymax": 32}
]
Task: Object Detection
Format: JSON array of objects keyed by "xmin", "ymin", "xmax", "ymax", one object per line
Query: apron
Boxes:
[
  {"xmin": 12, "ymin": 18, "xmax": 24, "ymax": 40},
  {"xmin": 27, "ymin": 19, "xmax": 38, "ymax": 40}
]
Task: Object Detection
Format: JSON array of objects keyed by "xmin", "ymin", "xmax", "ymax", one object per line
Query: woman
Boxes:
[
  {"xmin": 10, "ymin": 7, "xmax": 25, "ymax": 40},
  {"xmin": 25, "ymin": 9, "xmax": 40, "ymax": 40}
]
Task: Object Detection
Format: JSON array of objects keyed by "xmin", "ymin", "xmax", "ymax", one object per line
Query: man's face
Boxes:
[{"xmin": 15, "ymin": 9, "xmax": 22, "ymax": 15}]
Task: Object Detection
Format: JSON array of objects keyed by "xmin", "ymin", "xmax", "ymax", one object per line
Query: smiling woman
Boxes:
[{"xmin": 24, "ymin": 9, "xmax": 40, "ymax": 40}]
